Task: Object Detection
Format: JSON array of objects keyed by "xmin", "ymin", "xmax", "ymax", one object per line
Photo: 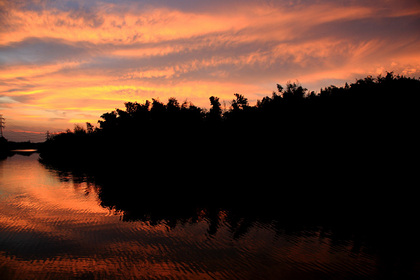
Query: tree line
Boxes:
[
  {"xmin": 39, "ymin": 72, "xmax": 419, "ymax": 181},
  {"xmin": 37, "ymin": 72, "xmax": 420, "ymax": 241}
]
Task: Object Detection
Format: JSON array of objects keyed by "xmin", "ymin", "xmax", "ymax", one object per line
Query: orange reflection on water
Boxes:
[{"xmin": 0, "ymin": 154, "xmax": 382, "ymax": 279}]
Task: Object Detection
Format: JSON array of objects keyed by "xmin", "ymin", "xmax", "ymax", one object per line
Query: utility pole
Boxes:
[{"xmin": 0, "ymin": 114, "xmax": 5, "ymax": 138}]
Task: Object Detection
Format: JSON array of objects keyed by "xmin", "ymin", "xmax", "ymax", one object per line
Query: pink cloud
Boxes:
[{"xmin": 1, "ymin": 0, "xmax": 419, "ymax": 141}]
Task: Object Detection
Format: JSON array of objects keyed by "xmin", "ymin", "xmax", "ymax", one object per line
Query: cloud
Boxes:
[
  {"xmin": 0, "ymin": 96, "xmax": 18, "ymax": 105},
  {"xmin": 0, "ymin": 37, "xmax": 96, "ymax": 65},
  {"xmin": 0, "ymin": 0, "xmax": 419, "ymax": 141}
]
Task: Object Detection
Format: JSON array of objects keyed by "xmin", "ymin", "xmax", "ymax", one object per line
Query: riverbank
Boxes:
[
  {"xmin": 38, "ymin": 74, "xmax": 419, "ymax": 189},
  {"xmin": 0, "ymin": 137, "xmax": 41, "ymax": 159}
]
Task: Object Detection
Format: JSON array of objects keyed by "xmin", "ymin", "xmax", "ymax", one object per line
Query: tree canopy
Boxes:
[{"xmin": 39, "ymin": 73, "xmax": 420, "ymax": 177}]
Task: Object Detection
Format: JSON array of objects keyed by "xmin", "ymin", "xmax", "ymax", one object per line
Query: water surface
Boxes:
[{"xmin": 0, "ymin": 153, "xmax": 419, "ymax": 279}]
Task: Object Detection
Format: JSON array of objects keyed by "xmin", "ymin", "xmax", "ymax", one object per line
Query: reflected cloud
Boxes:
[{"xmin": 1, "ymin": 148, "xmax": 420, "ymax": 278}]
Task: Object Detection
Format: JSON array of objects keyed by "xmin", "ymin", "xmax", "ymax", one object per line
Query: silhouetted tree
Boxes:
[
  {"xmin": 38, "ymin": 71, "xmax": 420, "ymax": 191},
  {"xmin": 283, "ymin": 82, "xmax": 307, "ymax": 101},
  {"xmin": 86, "ymin": 122, "xmax": 95, "ymax": 134},
  {"xmin": 167, "ymin": 97, "xmax": 180, "ymax": 113},
  {"xmin": 208, "ymin": 96, "xmax": 222, "ymax": 122},
  {"xmin": 0, "ymin": 136, "xmax": 8, "ymax": 155},
  {"xmin": 73, "ymin": 124, "xmax": 86, "ymax": 135},
  {"xmin": 99, "ymin": 111, "xmax": 118, "ymax": 131},
  {"xmin": 231, "ymin": 93, "xmax": 249, "ymax": 111}
]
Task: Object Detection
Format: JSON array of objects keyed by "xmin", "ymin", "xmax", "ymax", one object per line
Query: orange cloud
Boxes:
[
  {"xmin": 1, "ymin": 0, "xmax": 419, "ymax": 141},
  {"xmin": 0, "ymin": 3, "xmax": 379, "ymax": 46}
]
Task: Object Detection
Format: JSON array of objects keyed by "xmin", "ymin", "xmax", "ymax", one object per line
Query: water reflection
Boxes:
[{"xmin": 1, "ymin": 154, "xmax": 419, "ymax": 279}]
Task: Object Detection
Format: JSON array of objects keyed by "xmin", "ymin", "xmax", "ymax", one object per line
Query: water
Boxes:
[{"xmin": 0, "ymin": 153, "xmax": 419, "ymax": 279}]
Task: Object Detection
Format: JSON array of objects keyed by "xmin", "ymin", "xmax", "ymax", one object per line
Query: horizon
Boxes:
[{"xmin": 1, "ymin": 0, "xmax": 420, "ymax": 142}]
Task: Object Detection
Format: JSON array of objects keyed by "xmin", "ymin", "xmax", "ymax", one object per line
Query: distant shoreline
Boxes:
[
  {"xmin": 34, "ymin": 73, "xmax": 419, "ymax": 195},
  {"xmin": 0, "ymin": 138, "xmax": 41, "ymax": 159}
]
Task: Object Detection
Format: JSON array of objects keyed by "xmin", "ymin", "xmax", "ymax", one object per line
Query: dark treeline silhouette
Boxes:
[
  {"xmin": 40, "ymin": 72, "xmax": 419, "ymax": 169},
  {"xmin": 38, "ymin": 73, "xmax": 420, "ymax": 277},
  {"xmin": 0, "ymin": 137, "xmax": 8, "ymax": 160},
  {"xmin": 0, "ymin": 137, "xmax": 40, "ymax": 160},
  {"xmin": 39, "ymin": 72, "xmax": 420, "ymax": 209},
  {"xmin": 34, "ymin": 73, "xmax": 420, "ymax": 279}
]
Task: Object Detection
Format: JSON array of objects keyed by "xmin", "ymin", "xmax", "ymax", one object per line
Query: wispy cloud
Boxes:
[{"xmin": 0, "ymin": 0, "xmax": 419, "ymax": 141}]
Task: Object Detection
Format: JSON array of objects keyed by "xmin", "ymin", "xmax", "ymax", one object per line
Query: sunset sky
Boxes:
[{"xmin": 1, "ymin": 0, "xmax": 419, "ymax": 142}]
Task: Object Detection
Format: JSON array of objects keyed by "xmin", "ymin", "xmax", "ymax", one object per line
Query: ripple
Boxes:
[{"xmin": 2, "ymin": 154, "xmax": 419, "ymax": 279}]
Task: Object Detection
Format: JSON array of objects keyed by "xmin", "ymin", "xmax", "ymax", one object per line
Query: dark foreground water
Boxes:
[{"xmin": 0, "ymin": 153, "xmax": 419, "ymax": 279}]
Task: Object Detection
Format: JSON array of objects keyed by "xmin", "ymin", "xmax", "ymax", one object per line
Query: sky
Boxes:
[{"xmin": 1, "ymin": 0, "xmax": 419, "ymax": 142}]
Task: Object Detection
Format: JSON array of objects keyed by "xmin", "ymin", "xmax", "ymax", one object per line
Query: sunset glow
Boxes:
[{"xmin": 1, "ymin": 0, "xmax": 419, "ymax": 141}]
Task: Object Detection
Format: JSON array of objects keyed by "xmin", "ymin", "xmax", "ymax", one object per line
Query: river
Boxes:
[{"xmin": 0, "ymin": 152, "xmax": 419, "ymax": 279}]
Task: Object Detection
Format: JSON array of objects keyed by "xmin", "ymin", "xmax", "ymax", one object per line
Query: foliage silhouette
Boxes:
[
  {"xmin": 39, "ymin": 73, "xmax": 420, "ymax": 194},
  {"xmin": 38, "ymin": 73, "xmax": 420, "ymax": 277},
  {"xmin": 0, "ymin": 137, "xmax": 8, "ymax": 159},
  {"xmin": 1, "ymin": 136, "xmax": 41, "ymax": 159}
]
